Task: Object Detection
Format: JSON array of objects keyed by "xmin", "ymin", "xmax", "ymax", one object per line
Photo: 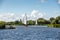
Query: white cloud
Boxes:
[
  {"xmin": 38, "ymin": 13, "xmax": 44, "ymax": 18},
  {"xmin": 21, "ymin": 14, "xmax": 25, "ymax": 18},
  {"xmin": 31, "ymin": 10, "xmax": 38, "ymax": 17},
  {"xmin": 31, "ymin": 10, "xmax": 45, "ymax": 18},
  {"xmin": 58, "ymin": 0, "xmax": 60, "ymax": 4},
  {"xmin": 0, "ymin": 13, "xmax": 19, "ymax": 22},
  {"xmin": 27, "ymin": 10, "xmax": 45, "ymax": 20},
  {"xmin": 0, "ymin": 10, "xmax": 46, "ymax": 22}
]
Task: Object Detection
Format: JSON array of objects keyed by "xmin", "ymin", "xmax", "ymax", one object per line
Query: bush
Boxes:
[
  {"xmin": 53, "ymin": 24, "xmax": 60, "ymax": 28},
  {"xmin": 0, "ymin": 21, "xmax": 5, "ymax": 29}
]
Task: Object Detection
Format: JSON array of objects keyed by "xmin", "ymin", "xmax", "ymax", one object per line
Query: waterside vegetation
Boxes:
[{"xmin": 0, "ymin": 16, "xmax": 60, "ymax": 28}]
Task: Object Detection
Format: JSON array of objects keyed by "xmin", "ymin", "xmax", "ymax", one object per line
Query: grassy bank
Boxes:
[{"xmin": 46, "ymin": 24, "xmax": 60, "ymax": 28}]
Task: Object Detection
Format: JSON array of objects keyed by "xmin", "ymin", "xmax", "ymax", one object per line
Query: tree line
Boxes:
[{"xmin": 0, "ymin": 16, "xmax": 60, "ymax": 28}]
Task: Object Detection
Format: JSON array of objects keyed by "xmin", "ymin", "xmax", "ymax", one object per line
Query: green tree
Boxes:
[
  {"xmin": 6, "ymin": 22, "xmax": 15, "ymax": 25},
  {"xmin": 44, "ymin": 20, "xmax": 50, "ymax": 24},
  {"xmin": 56, "ymin": 16, "xmax": 60, "ymax": 20},
  {"xmin": 15, "ymin": 20, "xmax": 19, "ymax": 24},
  {"xmin": 37, "ymin": 18, "xmax": 46, "ymax": 25},
  {"xmin": 27, "ymin": 20, "xmax": 35, "ymax": 25},
  {"xmin": 50, "ymin": 17, "xmax": 55, "ymax": 22},
  {"xmin": 55, "ymin": 16, "xmax": 60, "ymax": 24},
  {"xmin": 49, "ymin": 17, "xmax": 55, "ymax": 27},
  {"xmin": 19, "ymin": 19, "xmax": 23, "ymax": 25},
  {"xmin": 0, "ymin": 21, "xmax": 6, "ymax": 28}
]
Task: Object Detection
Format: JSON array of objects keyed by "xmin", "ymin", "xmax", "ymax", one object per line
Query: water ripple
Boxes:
[{"xmin": 0, "ymin": 26, "xmax": 60, "ymax": 40}]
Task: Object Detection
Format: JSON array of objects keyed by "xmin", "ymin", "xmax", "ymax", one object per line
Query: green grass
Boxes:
[
  {"xmin": 53, "ymin": 24, "xmax": 60, "ymax": 28},
  {"xmin": 46, "ymin": 24, "xmax": 60, "ymax": 28}
]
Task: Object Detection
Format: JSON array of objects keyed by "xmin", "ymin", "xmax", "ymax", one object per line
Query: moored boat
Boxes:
[{"xmin": 5, "ymin": 25, "xmax": 15, "ymax": 29}]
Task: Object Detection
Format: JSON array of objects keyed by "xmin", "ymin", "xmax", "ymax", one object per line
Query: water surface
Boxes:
[{"xmin": 0, "ymin": 26, "xmax": 60, "ymax": 40}]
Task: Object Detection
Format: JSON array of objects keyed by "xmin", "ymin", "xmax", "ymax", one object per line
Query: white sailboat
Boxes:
[{"xmin": 23, "ymin": 13, "xmax": 28, "ymax": 27}]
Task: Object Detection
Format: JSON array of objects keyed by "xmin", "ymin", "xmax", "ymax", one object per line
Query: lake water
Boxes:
[{"xmin": 0, "ymin": 26, "xmax": 60, "ymax": 40}]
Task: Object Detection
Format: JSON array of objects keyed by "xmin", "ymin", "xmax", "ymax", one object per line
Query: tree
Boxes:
[
  {"xmin": 56, "ymin": 16, "xmax": 60, "ymax": 20},
  {"xmin": 6, "ymin": 22, "xmax": 15, "ymax": 25},
  {"xmin": 49, "ymin": 17, "xmax": 55, "ymax": 24},
  {"xmin": 55, "ymin": 16, "xmax": 60, "ymax": 24},
  {"xmin": 15, "ymin": 19, "xmax": 23, "ymax": 25},
  {"xmin": 50, "ymin": 17, "xmax": 55, "ymax": 22},
  {"xmin": 15, "ymin": 20, "xmax": 19, "ymax": 24},
  {"xmin": 27, "ymin": 20, "xmax": 35, "ymax": 25},
  {"xmin": 37, "ymin": 18, "xmax": 46, "ymax": 25},
  {"xmin": 44, "ymin": 20, "xmax": 50, "ymax": 24},
  {"xmin": 19, "ymin": 19, "xmax": 23, "ymax": 25},
  {"xmin": 0, "ymin": 21, "xmax": 6, "ymax": 28}
]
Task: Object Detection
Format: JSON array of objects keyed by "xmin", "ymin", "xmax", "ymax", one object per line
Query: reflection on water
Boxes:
[{"xmin": 0, "ymin": 26, "xmax": 60, "ymax": 40}]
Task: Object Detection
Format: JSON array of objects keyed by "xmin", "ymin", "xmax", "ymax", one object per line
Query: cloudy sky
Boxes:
[{"xmin": 0, "ymin": 0, "xmax": 60, "ymax": 22}]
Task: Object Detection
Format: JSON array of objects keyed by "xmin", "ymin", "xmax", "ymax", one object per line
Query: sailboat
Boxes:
[{"xmin": 23, "ymin": 13, "xmax": 28, "ymax": 27}]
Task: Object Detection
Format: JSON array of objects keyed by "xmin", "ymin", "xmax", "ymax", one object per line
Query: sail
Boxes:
[
  {"xmin": 23, "ymin": 13, "xmax": 27, "ymax": 25},
  {"xmin": 36, "ymin": 20, "xmax": 37, "ymax": 25}
]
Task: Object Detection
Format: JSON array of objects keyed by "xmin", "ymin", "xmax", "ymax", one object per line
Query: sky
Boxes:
[{"xmin": 0, "ymin": 0, "xmax": 60, "ymax": 22}]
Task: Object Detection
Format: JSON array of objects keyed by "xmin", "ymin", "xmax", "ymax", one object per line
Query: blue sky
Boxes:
[{"xmin": 0, "ymin": 0, "xmax": 60, "ymax": 22}]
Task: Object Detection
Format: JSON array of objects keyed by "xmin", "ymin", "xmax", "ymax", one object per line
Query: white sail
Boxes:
[
  {"xmin": 23, "ymin": 13, "xmax": 27, "ymax": 25},
  {"xmin": 36, "ymin": 20, "xmax": 37, "ymax": 25}
]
